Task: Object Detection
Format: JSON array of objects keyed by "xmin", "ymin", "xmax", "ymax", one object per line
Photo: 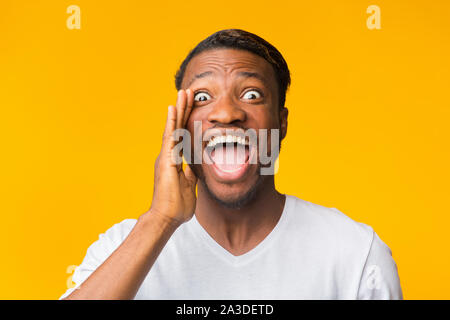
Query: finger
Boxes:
[
  {"xmin": 162, "ymin": 105, "xmax": 177, "ymax": 153},
  {"xmin": 183, "ymin": 88, "xmax": 194, "ymax": 127},
  {"xmin": 175, "ymin": 90, "xmax": 187, "ymax": 130}
]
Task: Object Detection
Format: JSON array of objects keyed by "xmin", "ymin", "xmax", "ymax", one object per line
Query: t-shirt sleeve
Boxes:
[
  {"xmin": 59, "ymin": 219, "xmax": 137, "ymax": 299},
  {"xmin": 357, "ymin": 231, "xmax": 403, "ymax": 300}
]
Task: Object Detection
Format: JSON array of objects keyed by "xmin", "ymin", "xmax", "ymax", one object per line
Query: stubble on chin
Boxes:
[{"xmin": 190, "ymin": 163, "xmax": 265, "ymax": 210}]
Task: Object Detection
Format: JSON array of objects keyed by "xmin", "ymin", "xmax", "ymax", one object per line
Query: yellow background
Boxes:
[{"xmin": 1, "ymin": 0, "xmax": 449, "ymax": 299}]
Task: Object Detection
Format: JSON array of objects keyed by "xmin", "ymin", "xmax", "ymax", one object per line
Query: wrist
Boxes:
[{"xmin": 139, "ymin": 209, "xmax": 182, "ymax": 231}]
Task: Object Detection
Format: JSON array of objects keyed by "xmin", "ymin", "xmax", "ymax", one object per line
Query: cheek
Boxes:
[
  {"xmin": 186, "ymin": 108, "xmax": 204, "ymax": 132},
  {"xmin": 186, "ymin": 108, "xmax": 214, "ymax": 145},
  {"xmin": 246, "ymin": 108, "xmax": 279, "ymax": 130}
]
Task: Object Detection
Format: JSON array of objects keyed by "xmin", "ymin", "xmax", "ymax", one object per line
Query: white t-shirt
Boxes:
[{"xmin": 60, "ymin": 195, "xmax": 402, "ymax": 299}]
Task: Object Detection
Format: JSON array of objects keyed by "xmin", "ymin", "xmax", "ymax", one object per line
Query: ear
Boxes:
[{"xmin": 279, "ymin": 107, "xmax": 288, "ymax": 140}]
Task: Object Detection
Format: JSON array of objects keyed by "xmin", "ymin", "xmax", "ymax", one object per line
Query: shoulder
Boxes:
[
  {"xmin": 285, "ymin": 195, "xmax": 374, "ymax": 248},
  {"xmin": 284, "ymin": 195, "xmax": 377, "ymax": 270},
  {"xmin": 284, "ymin": 195, "xmax": 402, "ymax": 298},
  {"xmin": 84, "ymin": 219, "xmax": 138, "ymax": 262},
  {"xmin": 101, "ymin": 219, "xmax": 138, "ymax": 242},
  {"xmin": 59, "ymin": 219, "xmax": 138, "ymax": 299}
]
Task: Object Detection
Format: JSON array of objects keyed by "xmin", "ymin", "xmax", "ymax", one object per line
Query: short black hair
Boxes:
[{"xmin": 175, "ymin": 29, "xmax": 291, "ymax": 108}]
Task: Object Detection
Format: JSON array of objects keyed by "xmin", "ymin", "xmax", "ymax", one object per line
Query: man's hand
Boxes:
[
  {"xmin": 62, "ymin": 89, "xmax": 197, "ymax": 300},
  {"xmin": 149, "ymin": 89, "xmax": 197, "ymax": 226}
]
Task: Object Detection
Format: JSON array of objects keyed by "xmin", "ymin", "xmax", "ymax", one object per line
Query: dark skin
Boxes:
[
  {"xmin": 63, "ymin": 48, "xmax": 289, "ymax": 299},
  {"xmin": 181, "ymin": 48, "xmax": 289, "ymax": 255}
]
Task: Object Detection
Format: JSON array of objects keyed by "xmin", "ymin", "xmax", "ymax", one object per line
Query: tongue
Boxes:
[{"xmin": 210, "ymin": 145, "xmax": 249, "ymax": 172}]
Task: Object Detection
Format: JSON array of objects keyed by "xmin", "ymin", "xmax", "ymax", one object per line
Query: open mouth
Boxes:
[{"xmin": 203, "ymin": 134, "xmax": 256, "ymax": 181}]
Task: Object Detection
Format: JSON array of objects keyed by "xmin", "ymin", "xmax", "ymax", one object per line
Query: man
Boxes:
[{"xmin": 61, "ymin": 29, "xmax": 402, "ymax": 299}]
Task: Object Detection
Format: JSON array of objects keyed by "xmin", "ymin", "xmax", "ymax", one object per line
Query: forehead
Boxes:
[{"xmin": 181, "ymin": 48, "xmax": 277, "ymax": 88}]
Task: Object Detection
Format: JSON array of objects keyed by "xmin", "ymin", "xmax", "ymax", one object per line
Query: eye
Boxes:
[
  {"xmin": 242, "ymin": 90, "xmax": 262, "ymax": 100},
  {"xmin": 194, "ymin": 92, "xmax": 212, "ymax": 102}
]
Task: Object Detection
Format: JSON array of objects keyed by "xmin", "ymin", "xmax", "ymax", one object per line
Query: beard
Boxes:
[{"xmin": 189, "ymin": 163, "xmax": 265, "ymax": 210}]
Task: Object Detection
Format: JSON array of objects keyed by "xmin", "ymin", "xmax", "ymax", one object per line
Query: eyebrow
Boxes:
[
  {"xmin": 237, "ymin": 71, "xmax": 267, "ymax": 84},
  {"xmin": 186, "ymin": 71, "xmax": 213, "ymax": 87},
  {"xmin": 186, "ymin": 71, "xmax": 268, "ymax": 87}
]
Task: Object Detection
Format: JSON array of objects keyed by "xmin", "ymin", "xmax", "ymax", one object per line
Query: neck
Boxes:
[{"xmin": 194, "ymin": 177, "xmax": 286, "ymax": 256}]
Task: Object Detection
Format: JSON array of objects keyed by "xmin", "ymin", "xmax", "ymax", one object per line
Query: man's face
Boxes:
[{"xmin": 181, "ymin": 48, "xmax": 287, "ymax": 207}]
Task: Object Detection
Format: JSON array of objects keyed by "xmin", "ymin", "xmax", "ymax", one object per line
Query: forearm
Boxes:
[{"xmin": 63, "ymin": 210, "xmax": 180, "ymax": 300}]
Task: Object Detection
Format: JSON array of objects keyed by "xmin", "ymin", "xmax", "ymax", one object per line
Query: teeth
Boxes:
[{"xmin": 206, "ymin": 135, "xmax": 249, "ymax": 148}]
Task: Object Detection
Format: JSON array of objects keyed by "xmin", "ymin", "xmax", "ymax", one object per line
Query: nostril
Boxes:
[{"xmin": 207, "ymin": 104, "xmax": 246, "ymax": 125}]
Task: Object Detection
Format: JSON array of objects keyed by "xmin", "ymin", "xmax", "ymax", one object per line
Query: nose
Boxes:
[{"xmin": 207, "ymin": 95, "xmax": 246, "ymax": 125}]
